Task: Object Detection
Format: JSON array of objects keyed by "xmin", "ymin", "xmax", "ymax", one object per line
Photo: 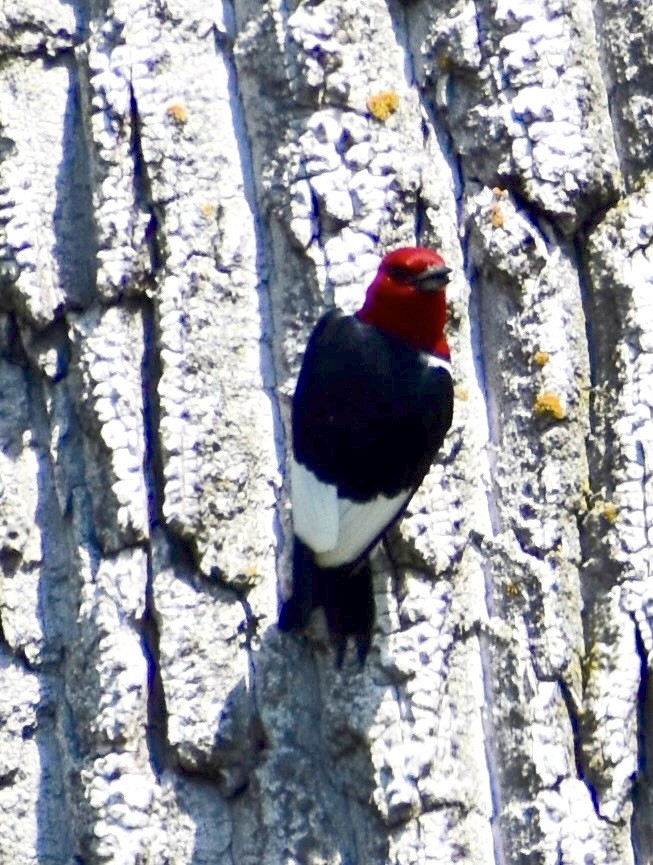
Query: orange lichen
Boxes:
[
  {"xmin": 534, "ymin": 350, "xmax": 550, "ymax": 366},
  {"xmin": 534, "ymin": 391, "xmax": 566, "ymax": 420},
  {"xmin": 490, "ymin": 203, "xmax": 505, "ymax": 227},
  {"xmin": 489, "ymin": 187, "xmax": 508, "ymax": 226},
  {"xmin": 201, "ymin": 202, "xmax": 217, "ymax": 218},
  {"xmin": 166, "ymin": 101, "xmax": 189, "ymax": 124},
  {"xmin": 367, "ymin": 90, "xmax": 400, "ymax": 121}
]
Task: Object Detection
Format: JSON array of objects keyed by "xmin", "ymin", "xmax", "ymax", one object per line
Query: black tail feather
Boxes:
[
  {"xmin": 278, "ymin": 537, "xmax": 318, "ymax": 632},
  {"xmin": 278, "ymin": 538, "xmax": 375, "ymax": 666},
  {"xmin": 323, "ymin": 560, "xmax": 374, "ymax": 667}
]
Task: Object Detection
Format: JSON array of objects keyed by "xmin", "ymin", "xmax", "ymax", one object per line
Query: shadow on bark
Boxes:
[
  {"xmin": 53, "ymin": 52, "xmax": 97, "ymax": 315},
  {"xmin": 210, "ymin": 618, "xmax": 391, "ymax": 865}
]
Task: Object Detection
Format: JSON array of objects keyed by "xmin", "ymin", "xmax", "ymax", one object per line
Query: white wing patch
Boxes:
[
  {"xmin": 291, "ymin": 458, "xmax": 339, "ymax": 553},
  {"xmin": 316, "ymin": 490, "xmax": 410, "ymax": 568},
  {"xmin": 291, "ymin": 457, "xmax": 410, "ymax": 568}
]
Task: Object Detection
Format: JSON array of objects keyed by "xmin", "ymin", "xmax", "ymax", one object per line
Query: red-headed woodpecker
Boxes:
[{"xmin": 278, "ymin": 247, "xmax": 454, "ymax": 665}]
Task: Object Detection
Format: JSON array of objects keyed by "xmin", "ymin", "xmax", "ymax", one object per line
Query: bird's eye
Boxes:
[{"xmin": 385, "ymin": 265, "xmax": 413, "ymax": 282}]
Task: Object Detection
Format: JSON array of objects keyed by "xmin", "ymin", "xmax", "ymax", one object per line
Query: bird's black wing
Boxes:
[{"xmin": 292, "ymin": 309, "xmax": 454, "ymax": 502}]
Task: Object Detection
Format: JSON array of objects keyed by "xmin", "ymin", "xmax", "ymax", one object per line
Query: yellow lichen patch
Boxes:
[
  {"xmin": 504, "ymin": 580, "xmax": 522, "ymax": 599},
  {"xmin": 166, "ymin": 101, "xmax": 189, "ymax": 124},
  {"xmin": 454, "ymin": 384, "xmax": 469, "ymax": 401},
  {"xmin": 367, "ymin": 90, "xmax": 400, "ymax": 121},
  {"xmin": 241, "ymin": 563, "xmax": 261, "ymax": 588},
  {"xmin": 584, "ymin": 643, "xmax": 603, "ymax": 682},
  {"xmin": 533, "ymin": 350, "xmax": 550, "ymax": 367},
  {"xmin": 534, "ymin": 391, "xmax": 566, "ymax": 420},
  {"xmin": 601, "ymin": 501, "xmax": 619, "ymax": 524},
  {"xmin": 200, "ymin": 202, "xmax": 217, "ymax": 218}
]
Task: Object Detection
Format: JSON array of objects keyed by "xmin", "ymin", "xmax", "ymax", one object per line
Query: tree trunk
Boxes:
[{"xmin": 0, "ymin": 1, "xmax": 651, "ymax": 863}]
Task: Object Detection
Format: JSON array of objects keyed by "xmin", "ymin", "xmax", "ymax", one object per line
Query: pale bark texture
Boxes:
[{"xmin": 0, "ymin": 1, "xmax": 651, "ymax": 863}]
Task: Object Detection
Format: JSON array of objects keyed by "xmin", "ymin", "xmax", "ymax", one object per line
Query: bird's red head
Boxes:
[{"xmin": 356, "ymin": 247, "xmax": 452, "ymax": 357}]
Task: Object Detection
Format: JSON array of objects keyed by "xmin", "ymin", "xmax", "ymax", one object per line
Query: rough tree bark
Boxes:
[{"xmin": 0, "ymin": 1, "xmax": 651, "ymax": 863}]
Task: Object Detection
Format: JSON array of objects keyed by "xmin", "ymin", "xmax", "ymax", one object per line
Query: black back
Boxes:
[{"xmin": 292, "ymin": 310, "xmax": 454, "ymax": 502}]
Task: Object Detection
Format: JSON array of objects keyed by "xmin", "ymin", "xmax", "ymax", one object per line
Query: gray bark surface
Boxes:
[{"xmin": 0, "ymin": 1, "xmax": 651, "ymax": 863}]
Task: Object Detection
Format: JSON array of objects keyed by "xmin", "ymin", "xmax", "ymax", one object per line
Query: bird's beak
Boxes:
[{"xmin": 411, "ymin": 265, "xmax": 452, "ymax": 292}]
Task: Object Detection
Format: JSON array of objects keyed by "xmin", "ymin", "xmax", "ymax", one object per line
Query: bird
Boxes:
[{"xmin": 278, "ymin": 246, "xmax": 454, "ymax": 666}]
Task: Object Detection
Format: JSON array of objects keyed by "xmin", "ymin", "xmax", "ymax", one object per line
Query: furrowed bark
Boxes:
[{"xmin": 0, "ymin": 1, "xmax": 650, "ymax": 863}]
